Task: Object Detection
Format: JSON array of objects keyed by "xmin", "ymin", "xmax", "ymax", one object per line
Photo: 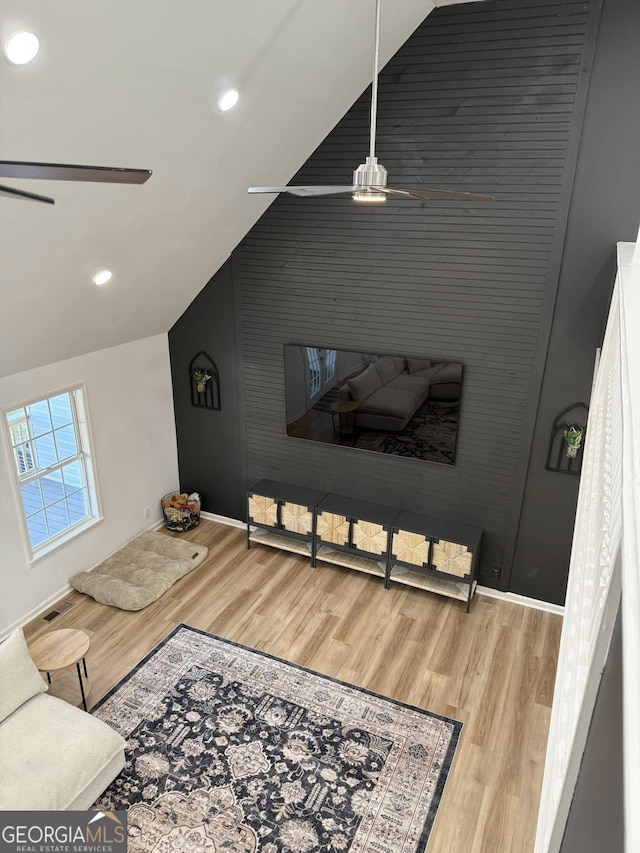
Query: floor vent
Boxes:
[{"xmin": 42, "ymin": 600, "xmax": 75, "ymax": 622}]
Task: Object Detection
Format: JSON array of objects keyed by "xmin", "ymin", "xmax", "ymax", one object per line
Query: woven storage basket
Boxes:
[{"xmin": 161, "ymin": 491, "xmax": 201, "ymax": 532}]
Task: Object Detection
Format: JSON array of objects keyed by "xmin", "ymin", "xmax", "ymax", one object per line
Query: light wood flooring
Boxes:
[{"xmin": 23, "ymin": 519, "xmax": 561, "ymax": 853}]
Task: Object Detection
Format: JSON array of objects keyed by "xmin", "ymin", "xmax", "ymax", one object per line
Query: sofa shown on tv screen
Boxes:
[{"xmin": 284, "ymin": 345, "xmax": 463, "ymax": 465}]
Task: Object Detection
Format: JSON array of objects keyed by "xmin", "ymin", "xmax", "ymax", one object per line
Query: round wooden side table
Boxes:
[
  {"xmin": 330, "ymin": 400, "xmax": 359, "ymax": 444},
  {"xmin": 28, "ymin": 628, "xmax": 91, "ymax": 711}
]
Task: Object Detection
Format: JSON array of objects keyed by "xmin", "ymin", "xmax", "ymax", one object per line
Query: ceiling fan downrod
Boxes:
[{"xmin": 352, "ymin": 0, "xmax": 387, "ymax": 202}]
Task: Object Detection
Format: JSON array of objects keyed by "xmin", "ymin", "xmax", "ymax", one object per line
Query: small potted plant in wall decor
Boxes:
[
  {"xmin": 563, "ymin": 425, "xmax": 585, "ymax": 458},
  {"xmin": 192, "ymin": 368, "xmax": 211, "ymax": 394}
]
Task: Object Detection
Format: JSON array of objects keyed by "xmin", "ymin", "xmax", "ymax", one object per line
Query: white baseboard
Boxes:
[
  {"xmin": 199, "ymin": 511, "xmax": 246, "ymax": 530},
  {"xmin": 476, "ymin": 585, "xmax": 564, "ymax": 615},
  {"xmin": 1, "ymin": 519, "xmax": 166, "ymax": 641},
  {"xmin": 1, "ymin": 583, "xmax": 73, "ymax": 642},
  {"xmin": 200, "ymin": 513, "xmax": 564, "ymax": 616}
]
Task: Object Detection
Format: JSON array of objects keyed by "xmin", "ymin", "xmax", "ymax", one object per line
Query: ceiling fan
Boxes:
[
  {"xmin": 249, "ymin": 0, "xmax": 494, "ymax": 204},
  {"xmin": 0, "ymin": 161, "xmax": 152, "ymax": 205}
]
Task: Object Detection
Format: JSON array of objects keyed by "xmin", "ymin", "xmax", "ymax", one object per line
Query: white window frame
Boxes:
[
  {"xmin": 305, "ymin": 347, "xmax": 337, "ymax": 407},
  {"xmin": 305, "ymin": 346, "xmax": 322, "ymax": 400},
  {"xmin": 2, "ymin": 384, "xmax": 102, "ymax": 563},
  {"xmin": 324, "ymin": 349, "xmax": 337, "ymax": 384}
]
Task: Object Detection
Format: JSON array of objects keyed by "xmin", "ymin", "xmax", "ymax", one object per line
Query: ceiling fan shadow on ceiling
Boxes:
[
  {"xmin": 248, "ymin": 0, "xmax": 494, "ymax": 205},
  {"xmin": 0, "ymin": 161, "xmax": 152, "ymax": 205}
]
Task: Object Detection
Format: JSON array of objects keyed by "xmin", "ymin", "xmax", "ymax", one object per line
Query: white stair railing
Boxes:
[
  {"xmin": 617, "ymin": 240, "xmax": 640, "ymax": 852},
  {"xmin": 534, "ymin": 245, "xmax": 630, "ymax": 852}
]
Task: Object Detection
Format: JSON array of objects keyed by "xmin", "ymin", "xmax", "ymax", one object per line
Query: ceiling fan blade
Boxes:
[
  {"xmin": 0, "ymin": 183, "xmax": 55, "ymax": 204},
  {"xmin": 383, "ymin": 187, "xmax": 495, "ymax": 202},
  {"xmin": 0, "ymin": 161, "xmax": 152, "ymax": 184},
  {"xmin": 248, "ymin": 185, "xmax": 495, "ymax": 202},
  {"xmin": 249, "ymin": 186, "xmax": 355, "ymax": 197}
]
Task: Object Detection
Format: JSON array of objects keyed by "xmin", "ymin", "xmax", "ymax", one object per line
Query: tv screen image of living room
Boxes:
[{"xmin": 284, "ymin": 345, "xmax": 463, "ymax": 464}]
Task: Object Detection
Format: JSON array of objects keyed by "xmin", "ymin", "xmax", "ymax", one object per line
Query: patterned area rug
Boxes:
[
  {"xmin": 354, "ymin": 400, "xmax": 459, "ymax": 464},
  {"xmin": 92, "ymin": 625, "xmax": 462, "ymax": 852}
]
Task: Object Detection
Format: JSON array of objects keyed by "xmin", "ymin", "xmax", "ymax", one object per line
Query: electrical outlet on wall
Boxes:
[{"xmin": 144, "ymin": 506, "xmax": 151, "ymax": 519}]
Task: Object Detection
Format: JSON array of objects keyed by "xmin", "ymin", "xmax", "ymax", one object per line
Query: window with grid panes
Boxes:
[
  {"xmin": 305, "ymin": 347, "xmax": 337, "ymax": 407},
  {"xmin": 305, "ymin": 347, "xmax": 322, "ymax": 399},
  {"xmin": 4, "ymin": 388, "xmax": 100, "ymax": 557}
]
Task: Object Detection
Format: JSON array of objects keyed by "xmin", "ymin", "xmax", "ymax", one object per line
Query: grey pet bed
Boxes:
[{"xmin": 70, "ymin": 531, "xmax": 208, "ymax": 611}]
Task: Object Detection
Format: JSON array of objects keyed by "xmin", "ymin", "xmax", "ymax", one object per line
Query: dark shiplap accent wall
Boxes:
[
  {"xmin": 169, "ymin": 260, "xmax": 246, "ymax": 522},
  {"xmin": 236, "ymin": 0, "xmax": 595, "ymax": 586},
  {"xmin": 510, "ymin": 0, "xmax": 640, "ymax": 603}
]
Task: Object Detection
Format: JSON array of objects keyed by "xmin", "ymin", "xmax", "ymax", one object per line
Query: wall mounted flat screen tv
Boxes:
[{"xmin": 284, "ymin": 345, "xmax": 463, "ymax": 464}]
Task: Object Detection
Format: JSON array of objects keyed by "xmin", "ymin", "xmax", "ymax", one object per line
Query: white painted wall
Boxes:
[
  {"xmin": 0, "ymin": 334, "xmax": 179, "ymax": 633},
  {"xmin": 1, "ymin": 0, "xmax": 455, "ymax": 379}
]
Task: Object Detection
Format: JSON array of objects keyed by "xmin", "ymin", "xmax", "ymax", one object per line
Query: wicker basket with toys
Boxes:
[{"xmin": 161, "ymin": 490, "xmax": 201, "ymax": 532}]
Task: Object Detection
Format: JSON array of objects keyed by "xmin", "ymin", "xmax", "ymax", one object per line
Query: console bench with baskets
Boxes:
[{"xmin": 247, "ymin": 479, "xmax": 483, "ymax": 611}]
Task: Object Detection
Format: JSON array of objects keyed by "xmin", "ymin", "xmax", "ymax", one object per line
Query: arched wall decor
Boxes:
[
  {"xmin": 189, "ymin": 351, "xmax": 220, "ymax": 410},
  {"xmin": 545, "ymin": 402, "xmax": 589, "ymax": 475}
]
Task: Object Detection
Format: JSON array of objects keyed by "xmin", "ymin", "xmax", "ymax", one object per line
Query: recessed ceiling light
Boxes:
[
  {"xmin": 218, "ymin": 89, "xmax": 239, "ymax": 112},
  {"xmin": 92, "ymin": 270, "xmax": 112, "ymax": 286},
  {"xmin": 4, "ymin": 31, "xmax": 40, "ymax": 65}
]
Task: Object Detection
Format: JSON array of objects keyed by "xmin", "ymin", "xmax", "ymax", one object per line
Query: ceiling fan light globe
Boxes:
[{"xmin": 352, "ymin": 190, "xmax": 386, "ymax": 203}]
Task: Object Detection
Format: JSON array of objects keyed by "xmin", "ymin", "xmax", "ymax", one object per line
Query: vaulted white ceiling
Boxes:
[{"xmin": 0, "ymin": 0, "xmax": 481, "ymax": 378}]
